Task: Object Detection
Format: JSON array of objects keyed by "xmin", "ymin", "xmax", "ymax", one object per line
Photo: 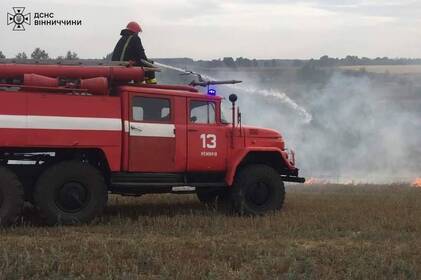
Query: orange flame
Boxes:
[
  {"xmin": 305, "ymin": 178, "xmax": 329, "ymax": 185},
  {"xmin": 412, "ymin": 178, "xmax": 421, "ymax": 188},
  {"xmin": 305, "ymin": 178, "xmax": 317, "ymax": 185}
]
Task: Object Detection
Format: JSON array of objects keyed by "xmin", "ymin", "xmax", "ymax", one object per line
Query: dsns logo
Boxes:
[{"xmin": 7, "ymin": 7, "xmax": 31, "ymax": 31}]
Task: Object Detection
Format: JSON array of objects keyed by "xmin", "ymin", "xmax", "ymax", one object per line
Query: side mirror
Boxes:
[
  {"xmin": 229, "ymin": 94, "xmax": 238, "ymax": 104},
  {"xmin": 228, "ymin": 94, "xmax": 238, "ymax": 128}
]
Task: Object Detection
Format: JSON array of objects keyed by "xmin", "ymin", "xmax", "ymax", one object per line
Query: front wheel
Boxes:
[
  {"xmin": 231, "ymin": 165, "xmax": 285, "ymax": 215},
  {"xmin": 34, "ymin": 161, "xmax": 108, "ymax": 225}
]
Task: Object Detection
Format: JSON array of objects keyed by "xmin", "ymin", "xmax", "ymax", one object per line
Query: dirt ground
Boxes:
[{"xmin": 1, "ymin": 184, "xmax": 420, "ymax": 279}]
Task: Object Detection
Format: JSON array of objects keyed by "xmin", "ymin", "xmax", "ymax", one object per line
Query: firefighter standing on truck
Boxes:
[{"xmin": 112, "ymin": 21, "xmax": 157, "ymax": 84}]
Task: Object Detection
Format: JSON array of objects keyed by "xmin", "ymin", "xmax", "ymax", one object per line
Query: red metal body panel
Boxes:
[
  {"xmin": 127, "ymin": 92, "xmax": 177, "ymax": 172},
  {"xmin": 129, "ymin": 137, "xmax": 176, "ymax": 171},
  {"xmin": 185, "ymin": 96, "xmax": 228, "ymax": 171},
  {"xmin": 183, "ymin": 96, "xmax": 228, "ymax": 172},
  {"xmin": 0, "ymin": 91, "xmax": 122, "ymax": 171},
  {"xmin": 124, "ymin": 90, "xmax": 188, "ymax": 172},
  {"xmin": 27, "ymin": 92, "xmax": 121, "ymax": 118},
  {"xmin": 121, "ymin": 91, "xmax": 131, "ymax": 171},
  {"xmin": 0, "ymin": 92, "xmax": 27, "ymax": 115},
  {"xmin": 186, "ymin": 123, "xmax": 228, "ymax": 172},
  {"xmin": 225, "ymin": 146, "xmax": 295, "ymax": 186},
  {"xmin": 174, "ymin": 96, "xmax": 188, "ymax": 171},
  {"xmin": 0, "ymin": 129, "xmax": 27, "ymax": 147},
  {"xmin": 0, "ymin": 92, "xmax": 28, "ymax": 147}
]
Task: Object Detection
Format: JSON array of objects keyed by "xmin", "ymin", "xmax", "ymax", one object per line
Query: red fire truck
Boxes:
[{"xmin": 0, "ymin": 63, "xmax": 304, "ymax": 226}]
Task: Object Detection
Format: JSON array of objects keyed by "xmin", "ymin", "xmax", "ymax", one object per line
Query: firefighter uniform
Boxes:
[{"xmin": 112, "ymin": 28, "xmax": 157, "ymax": 84}]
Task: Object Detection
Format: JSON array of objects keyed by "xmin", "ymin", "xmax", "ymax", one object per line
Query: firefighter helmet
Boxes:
[{"xmin": 126, "ymin": 21, "xmax": 142, "ymax": 33}]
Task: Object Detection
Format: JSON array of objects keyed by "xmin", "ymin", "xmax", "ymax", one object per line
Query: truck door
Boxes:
[
  {"xmin": 187, "ymin": 100, "xmax": 227, "ymax": 172},
  {"xmin": 128, "ymin": 94, "xmax": 178, "ymax": 172}
]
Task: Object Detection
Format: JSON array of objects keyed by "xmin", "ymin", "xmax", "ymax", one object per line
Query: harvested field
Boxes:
[{"xmin": 1, "ymin": 184, "xmax": 420, "ymax": 279}]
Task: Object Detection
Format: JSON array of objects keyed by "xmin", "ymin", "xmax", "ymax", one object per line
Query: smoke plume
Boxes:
[{"xmin": 157, "ymin": 63, "xmax": 421, "ymax": 183}]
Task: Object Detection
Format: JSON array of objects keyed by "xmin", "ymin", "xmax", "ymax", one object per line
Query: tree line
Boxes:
[
  {"xmin": 204, "ymin": 56, "xmax": 421, "ymax": 68},
  {"xmin": 0, "ymin": 48, "xmax": 78, "ymax": 60},
  {"xmin": 1, "ymin": 50, "xmax": 421, "ymax": 67}
]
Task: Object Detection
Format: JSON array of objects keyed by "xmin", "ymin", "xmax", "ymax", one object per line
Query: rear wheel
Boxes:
[
  {"xmin": 231, "ymin": 164, "xmax": 285, "ymax": 215},
  {"xmin": 34, "ymin": 161, "xmax": 108, "ymax": 225},
  {"xmin": 0, "ymin": 167, "xmax": 24, "ymax": 226}
]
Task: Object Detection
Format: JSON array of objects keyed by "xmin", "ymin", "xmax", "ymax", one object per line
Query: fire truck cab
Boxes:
[{"xmin": 0, "ymin": 63, "xmax": 304, "ymax": 226}]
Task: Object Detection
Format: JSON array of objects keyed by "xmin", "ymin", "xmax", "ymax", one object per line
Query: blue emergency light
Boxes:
[{"xmin": 208, "ymin": 88, "xmax": 217, "ymax": 96}]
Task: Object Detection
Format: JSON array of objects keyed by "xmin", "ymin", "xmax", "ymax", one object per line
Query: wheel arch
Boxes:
[{"xmin": 225, "ymin": 149, "xmax": 293, "ymax": 186}]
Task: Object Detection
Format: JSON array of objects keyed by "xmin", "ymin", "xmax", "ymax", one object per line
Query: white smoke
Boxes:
[
  {"xmin": 230, "ymin": 85, "xmax": 313, "ymax": 123},
  {"xmin": 294, "ymin": 73, "xmax": 421, "ymax": 183},
  {"xmin": 157, "ymin": 62, "xmax": 421, "ymax": 183},
  {"xmin": 239, "ymin": 72, "xmax": 420, "ymax": 183},
  {"xmin": 156, "ymin": 62, "xmax": 312, "ymax": 123}
]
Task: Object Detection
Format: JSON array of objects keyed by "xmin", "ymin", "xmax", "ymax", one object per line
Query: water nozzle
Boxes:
[{"xmin": 190, "ymin": 80, "xmax": 242, "ymax": 87}]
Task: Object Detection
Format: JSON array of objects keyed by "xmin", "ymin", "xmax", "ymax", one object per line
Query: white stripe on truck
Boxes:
[
  {"xmin": 0, "ymin": 114, "xmax": 27, "ymax": 129},
  {"xmin": 0, "ymin": 114, "xmax": 122, "ymax": 131},
  {"xmin": 0, "ymin": 115, "xmax": 175, "ymax": 137}
]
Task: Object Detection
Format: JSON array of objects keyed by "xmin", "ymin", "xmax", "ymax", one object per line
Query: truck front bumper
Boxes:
[
  {"xmin": 281, "ymin": 168, "xmax": 305, "ymax": 183},
  {"xmin": 280, "ymin": 175, "xmax": 306, "ymax": 183}
]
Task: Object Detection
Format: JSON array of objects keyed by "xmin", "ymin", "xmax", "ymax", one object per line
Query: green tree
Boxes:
[
  {"xmin": 223, "ymin": 57, "xmax": 236, "ymax": 68},
  {"xmin": 343, "ymin": 55, "xmax": 359, "ymax": 66},
  {"xmin": 236, "ymin": 57, "xmax": 252, "ymax": 67},
  {"xmin": 65, "ymin": 51, "xmax": 79, "ymax": 60},
  {"xmin": 319, "ymin": 55, "xmax": 337, "ymax": 67},
  {"xmin": 0, "ymin": 51, "xmax": 5, "ymax": 59},
  {"xmin": 15, "ymin": 52, "xmax": 28, "ymax": 59},
  {"xmin": 31, "ymin": 48, "xmax": 49, "ymax": 60},
  {"xmin": 252, "ymin": 59, "xmax": 258, "ymax": 67}
]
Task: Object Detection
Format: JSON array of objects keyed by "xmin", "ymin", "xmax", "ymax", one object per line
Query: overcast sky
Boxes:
[{"xmin": 1, "ymin": 0, "xmax": 420, "ymax": 59}]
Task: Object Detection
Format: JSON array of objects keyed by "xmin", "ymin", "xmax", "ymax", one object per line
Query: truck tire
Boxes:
[
  {"xmin": 231, "ymin": 164, "xmax": 285, "ymax": 215},
  {"xmin": 0, "ymin": 167, "xmax": 24, "ymax": 226},
  {"xmin": 34, "ymin": 161, "xmax": 108, "ymax": 225}
]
